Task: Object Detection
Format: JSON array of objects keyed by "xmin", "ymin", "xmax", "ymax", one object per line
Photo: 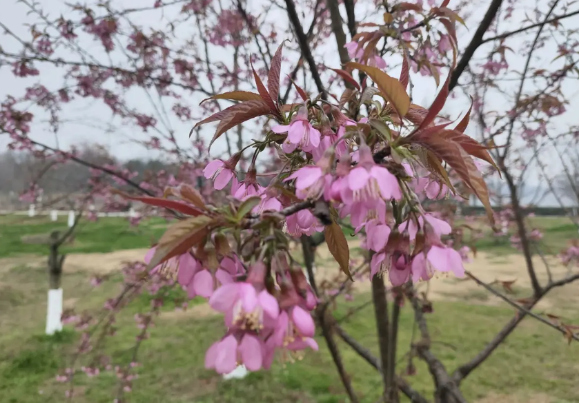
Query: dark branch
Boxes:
[
  {"xmin": 449, "ymin": 0, "xmax": 504, "ymax": 91},
  {"xmin": 284, "ymin": 0, "xmax": 326, "ymax": 98},
  {"xmin": 481, "ymin": 9, "xmax": 579, "ymax": 44}
]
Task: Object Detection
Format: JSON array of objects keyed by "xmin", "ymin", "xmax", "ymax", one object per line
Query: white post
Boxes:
[
  {"xmin": 45, "ymin": 288, "xmax": 63, "ymax": 335},
  {"xmin": 129, "ymin": 208, "xmax": 136, "ymax": 218},
  {"xmin": 50, "ymin": 210, "xmax": 58, "ymax": 222},
  {"xmin": 28, "ymin": 204, "xmax": 36, "ymax": 217},
  {"xmin": 223, "ymin": 365, "xmax": 248, "ymax": 380},
  {"xmin": 67, "ymin": 210, "xmax": 75, "ymax": 227}
]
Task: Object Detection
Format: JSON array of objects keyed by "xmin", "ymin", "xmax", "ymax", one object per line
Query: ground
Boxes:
[{"xmin": 0, "ymin": 214, "xmax": 578, "ymax": 403}]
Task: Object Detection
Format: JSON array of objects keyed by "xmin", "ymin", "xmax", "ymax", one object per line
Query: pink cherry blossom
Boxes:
[
  {"xmin": 205, "ymin": 334, "xmax": 265, "ymax": 373},
  {"xmin": 285, "ymin": 166, "xmax": 332, "ymax": 200},
  {"xmin": 203, "ymin": 159, "xmax": 234, "ymax": 190},
  {"xmin": 286, "ymin": 210, "xmax": 324, "ymax": 237},
  {"xmin": 272, "ymin": 106, "xmax": 321, "ymax": 153}
]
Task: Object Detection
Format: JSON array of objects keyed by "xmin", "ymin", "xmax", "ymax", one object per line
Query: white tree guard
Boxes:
[
  {"xmin": 223, "ymin": 365, "xmax": 248, "ymax": 380},
  {"xmin": 46, "ymin": 288, "xmax": 63, "ymax": 335},
  {"xmin": 28, "ymin": 204, "xmax": 36, "ymax": 217},
  {"xmin": 50, "ymin": 210, "xmax": 58, "ymax": 221},
  {"xmin": 67, "ymin": 210, "xmax": 75, "ymax": 227}
]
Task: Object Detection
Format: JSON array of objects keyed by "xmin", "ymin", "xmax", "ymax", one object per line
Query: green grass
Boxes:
[
  {"xmin": 0, "ymin": 215, "xmax": 170, "ymax": 258},
  {"xmin": 461, "ymin": 216, "xmax": 578, "ymax": 255},
  {"xmin": 1, "ymin": 262, "xmax": 578, "ymax": 403}
]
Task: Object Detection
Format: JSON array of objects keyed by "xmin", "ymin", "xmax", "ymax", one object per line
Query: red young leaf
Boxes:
[
  {"xmin": 252, "ymin": 63, "xmax": 279, "ymax": 116},
  {"xmin": 400, "ymin": 55, "xmax": 409, "ymax": 89},
  {"xmin": 454, "ymin": 98, "xmax": 473, "ymax": 133},
  {"xmin": 439, "ymin": 130, "xmax": 500, "ymax": 171},
  {"xmin": 147, "ymin": 217, "xmax": 212, "ymax": 270},
  {"xmin": 410, "ymin": 135, "xmax": 495, "ymax": 227},
  {"xmin": 394, "ymin": 2, "xmax": 423, "ymax": 12},
  {"xmin": 438, "ymin": 18, "xmax": 458, "ymax": 58},
  {"xmin": 194, "ymin": 100, "xmax": 271, "ymax": 148},
  {"xmin": 330, "ymin": 68, "xmax": 361, "ymax": 90},
  {"xmin": 405, "ymin": 104, "xmax": 429, "ymax": 126},
  {"xmin": 289, "ymin": 77, "xmax": 309, "ymax": 101},
  {"xmin": 441, "ymin": 0, "xmax": 450, "ymax": 6},
  {"xmin": 414, "ymin": 69, "xmax": 451, "ymax": 132},
  {"xmin": 268, "ymin": 42, "xmax": 285, "ymax": 102},
  {"xmin": 199, "ymin": 91, "xmax": 261, "ymax": 105},
  {"xmin": 112, "ymin": 190, "xmax": 203, "ymax": 216}
]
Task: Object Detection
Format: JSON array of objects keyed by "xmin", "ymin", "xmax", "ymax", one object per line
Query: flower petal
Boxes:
[
  {"xmin": 258, "ymin": 290, "xmax": 279, "ymax": 320},
  {"xmin": 214, "ymin": 169, "xmax": 233, "ymax": 190},
  {"xmin": 292, "ymin": 306, "xmax": 315, "ymax": 337},
  {"xmin": 214, "ymin": 335, "xmax": 238, "ymax": 374},
  {"xmin": 239, "ymin": 334, "xmax": 262, "ymax": 371},
  {"xmin": 193, "ymin": 269, "xmax": 214, "ymax": 298},
  {"xmin": 208, "ymin": 283, "xmax": 238, "ymax": 312},
  {"xmin": 203, "ymin": 160, "xmax": 224, "ymax": 178},
  {"xmin": 348, "ymin": 167, "xmax": 370, "ymax": 191}
]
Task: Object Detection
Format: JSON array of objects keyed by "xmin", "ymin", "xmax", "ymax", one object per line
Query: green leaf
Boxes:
[{"xmin": 236, "ymin": 197, "xmax": 262, "ymax": 220}]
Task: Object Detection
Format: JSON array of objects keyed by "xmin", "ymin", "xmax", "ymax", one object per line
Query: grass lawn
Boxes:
[
  {"xmin": 1, "ymin": 262, "xmax": 578, "ymax": 403},
  {"xmin": 459, "ymin": 216, "xmax": 578, "ymax": 256},
  {"xmin": 0, "ymin": 215, "xmax": 170, "ymax": 258}
]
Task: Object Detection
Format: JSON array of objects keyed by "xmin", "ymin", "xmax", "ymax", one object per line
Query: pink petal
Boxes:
[
  {"xmin": 304, "ymin": 337, "xmax": 319, "ymax": 351},
  {"xmin": 220, "ymin": 257, "xmax": 238, "ymax": 275},
  {"xmin": 144, "ymin": 247, "xmax": 156, "ymax": 264},
  {"xmin": 447, "ymin": 248, "xmax": 465, "ymax": 278},
  {"xmin": 214, "ymin": 168, "xmax": 233, "ymax": 190},
  {"xmin": 214, "ymin": 335, "xmax": 238, "ymax": 374},
  {"xmin": 215, "ymin": 268, "xmax": 233, "ymax": 285},
  {"xmin": 296, "ymin": 167, "xmax": 323, "ymax": 190},
  {"xmin": 425, "ymin": 181, "xmax": 445, "ymax": 199},
  {"xmin": 239, "ymin": 283, "xmax": 258, "ymax": 313},
  {"xmin": 372, "ymin": 166, "xmax": 401, "ymax": 200},
  {"xmin": 411, "ymin": 253, "xmax": 428, "ymax": 283},
  {"xmin": 369, "ymin": 224, "xmax": 391, "ymax": 252},
  {"xmin": 308, "ymin": 126, "xmax": 321, "ymax": 148},
  {"xmin": 425, "ymin": 215, "xmax": 452, "ymax": 236},
  {"xmin": 208, "ymin": 283, "xmax": 238, "ymax": 312},
  {"xmin": 203, "ymin": 160, "xmax": 224, "ymax": 178},
  {"xmin": 239, "ymin": 334, "xmax": 262, "ymax": 371},
  {"xmin": 292, "ymin": 306, "xmax": 315, "ymax": 337},
  {"xmin": 186, "ymin": 281, "xmax": 197, "ymax": 299},
  {"xmin": 271, "ymin": 124, "xmax": 290, "ymax": 134},
  {"xmin": 258, "ymin": 290, "xmax": 279, "ymax": 320},
  {"xmin": 177, "ymin": 253, "xmax": 197, "ymax": 286},
  {"xmin": 274, "ymin": 311, "xmax": 289, "ymax": 346},
  {"xmin": 287, "ymin": 121, "xmax": 305, "ymax": 144},
  {"xmin": 204, "ymin": 340, "xmax": 220, "ymax": 369},
  {"xmin": 427, "ymin": 246, "xmax": 450, "ymax": 273},
  {"xmin": 348, "ymin": 167, "xmax": 370, "ymax": 191},
  {"xmin": 193, "ymin": 269, "xmax": 214, "ymax": 298},
  {"xmin": 389, "ymin": 265, "xmax": 410, "ymax": 286}
]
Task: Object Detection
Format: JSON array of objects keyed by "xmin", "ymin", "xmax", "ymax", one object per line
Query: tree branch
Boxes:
[
  {"xmin": 283, "ymin": 0, "xmax": 326, "ymax": 98},
  {"xmin": 453, "ymin": 271, "xmax": 579, "ymax": 383},
  {"xmin": 449, "ymin": 0, "xmax": 504, "ymax": 91},
  {"xmin": 481, "ymin": 9, "xmax": 579, "ymax": 45},
  {"xmin": 371, "ymin": 272, "xmax": 392, "ymax": 402}
]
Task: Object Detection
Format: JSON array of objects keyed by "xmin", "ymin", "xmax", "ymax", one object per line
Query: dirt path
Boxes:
[{"xmin": 1, "ymin": 243, "xmax": 575, "ymax": 318}]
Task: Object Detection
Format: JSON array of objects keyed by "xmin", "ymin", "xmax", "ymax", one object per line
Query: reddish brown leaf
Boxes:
[
  {"xmin": 325, "ymin": 221, "xmax": 352, "ymax": 280},
  {"xmin": 435, "ymin": 7, "xmax": 465, "ymax": 25},
  {"xmin": 199, "ymin": 91, "xmax": 261, "ymax": 105},
  {"xmin": 178, "ymin": 184, "xmax": 206, "ymax": 210},
  {"xmin": 252, "ymin": 64, "xmax": 279, "ymax": 116},
  {"xmin": 268, "ymin": 42, "xmax": 285, "ymax": 103},
  {"xmin": 438, "ymin": 18, "xmax": 458, "ymax": 58},
  {"xmin": 339, "ymin": 88, "xmax": 357, "ymax": 108},
  {"xmin": 454, "ymin": 98, "xmax": 472, "ymax": 133},
  {"xmin": 400, "ymin": 55, "xmax": 409, "ymax": 89},
  {"xmin": 458, "ymin": 146, "xmax": 496, "ymax": 227},
  {"xmin": 406, "ymin": 104, "xmax": 429, "ymax": 126},
  {"xmin": 414, "ymin": 69, "xmax": 452, "ymax": 132},
  {"xmin": 346, "ymin": 62, "xmax": 410, "ymax": 117},
  {"xmin": 439, "ymin": 130, "xmax": 500, "ymax": 171},
  {"xmin": 441, "ymin": 0, "xmax": 450, "ymax": 7},
  {"xmin": 330, "ymin": 68, "xmax": 361, "ymax": 90},
  {"xmin": 147, "ymin": 218, "xmax": 212, "ymax": 270},
  {"xmin": 289, "ymin": 77, "xmax": 309, "ymax": 101},
  {"xmin": 394, "ymin": 2, "xmax": 423, "ymax": 12},
  {"xmin": 195, "ymin": 100, "xmax": 271, "ymax": 148},
  {"xmin": 112, "ymin": 190, "xmax": 203, "ymax": 216}
]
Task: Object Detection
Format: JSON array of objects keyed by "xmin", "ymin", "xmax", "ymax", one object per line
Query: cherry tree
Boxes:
[{"xmin": 2, "ymin": 0, "xmax": 579, "ymax": 402}]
